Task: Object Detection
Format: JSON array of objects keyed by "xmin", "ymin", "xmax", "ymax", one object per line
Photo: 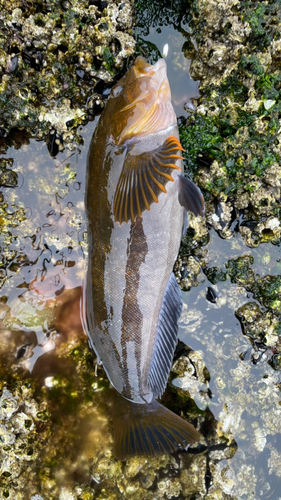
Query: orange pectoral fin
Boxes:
[{"xmin": 113, "ymin": 136, "xmax": 185, "ymax": 225}]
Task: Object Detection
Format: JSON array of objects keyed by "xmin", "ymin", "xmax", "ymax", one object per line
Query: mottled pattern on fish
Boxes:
[
  {"xmin": 87, "ymin": 124, "xmax": 185, "ymax": 403},
  {"xmin": 85, "ymin": 57, "xmax": 204, "ymax": 457}
]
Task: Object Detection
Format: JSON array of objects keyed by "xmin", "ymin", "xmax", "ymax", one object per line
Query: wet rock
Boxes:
[
  {"xmin": 0, "ymin": 0, "xmax": 135, "ymax": 143},
  {"xmin": 0, "ymin": 388, "xmax": 19, "ymax": 420},
  {"xmin": 171, "ymin": 352, "xmax": 210, "ymax": 411},
  {"xmin": 206, "ymin": 286, "xmax": 218, "ymax": 304},
  {"xmin": 180, "ymin": 0, "xmax": 281, "ymax": 247},
  {"xmin": 253, "ymin": 274, "xmax": 281, "ymax": 313},
  {"xmin": 236, "ymin": 301, "xmax": 279, "ymax": 345},
  {"xmin": 174, "ymin": 255, "xmax": 203, "ymax": 291},
  {"xmin": 226, "ymin": 255, "xmax": 255, "ymax": 287},
  {"xmin": 268, "ymin": 447, "xmax": 281, "ymax": 477},
  {"xmin": 180, "ymin": 454, "xmax": 207, "ymax": 497},
  {"xmin": 205, "ymin": 267, "xmax": 227, "ymax": 285},
  {"xmin": 0, "ymin": 163, "xmax": 18, "ymax": 188}
]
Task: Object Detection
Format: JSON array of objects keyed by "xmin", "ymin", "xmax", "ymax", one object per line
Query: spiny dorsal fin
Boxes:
[
  {"xmin": 113, "ymin": 136, "xmax": 184, "ymax": 225},
  {"xmin": 148, "ymin": 272, "xmax": 183, "ymax": 399},
  {"xmin": 112, "ymin": 391, "xmax": 200, "ymax": 460}
]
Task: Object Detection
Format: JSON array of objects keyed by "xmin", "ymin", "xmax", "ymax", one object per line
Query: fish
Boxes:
[{"xmin": 85, "ymin": 56, "xmax": 204, "ymax": 459}]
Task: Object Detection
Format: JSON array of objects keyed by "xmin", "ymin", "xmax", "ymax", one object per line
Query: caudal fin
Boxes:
[{"xmin": 111, "ymin": 392, "xmax": 200, "ymax": 460}]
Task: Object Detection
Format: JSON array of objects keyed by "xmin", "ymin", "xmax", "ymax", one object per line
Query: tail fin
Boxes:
[{"xmin": 111, "ymin": 392, "xmax": 200, "ymax": 460}]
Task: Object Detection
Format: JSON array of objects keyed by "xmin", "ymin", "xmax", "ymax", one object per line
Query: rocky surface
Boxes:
[
  {"xmin": 174, "ymin": 1, "xmax": 281, "ymax": 497},
  {"xmin": 177, "ymin": 0, "xmax": 281, "ymax": 354},
  {"xmin": 0, "ymin": 0, "xmax": 135, "ymax": 146}
]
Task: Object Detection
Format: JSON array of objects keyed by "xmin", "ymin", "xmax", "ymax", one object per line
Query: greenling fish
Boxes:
[{"xmin": 85, "ymin": 56, "xmax": 204, "ymax": 459}]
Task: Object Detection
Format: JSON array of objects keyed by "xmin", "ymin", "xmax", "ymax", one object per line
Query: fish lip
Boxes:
[
  {"xmin": 152, "ymin": 58, "xmax": 166, "ymax": 72},
  {"xmin": 138, "ymin": 57, "xmax": 166, "ymax": 73},
  {"xmin": 134, "ymin": 57, "xmax": 167, "ymax": 83},
  {"xmin": 152, "ymin": 59, "xmax": 168, "ymax": 91}
]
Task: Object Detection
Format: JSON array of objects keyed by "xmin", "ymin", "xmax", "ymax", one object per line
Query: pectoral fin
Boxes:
[
  {"xmin": 178, "ymin": 173, "xmax": 205, "ymax": 217},
  {"xmin": 113, "ymin": 136, "xmax": 184, "ymax": 225}
]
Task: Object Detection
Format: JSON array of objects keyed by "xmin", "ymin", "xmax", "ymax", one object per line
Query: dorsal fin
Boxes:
[
  {"xmin": 148, "ymin": 272, "xmax": 183, "ymax": 399},
  {"xmin": 113, "ymin": 136, "xmax": 184, "ymax": 225}
]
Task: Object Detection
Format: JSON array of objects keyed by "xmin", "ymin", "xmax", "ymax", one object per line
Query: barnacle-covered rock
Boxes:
[
  {"xmin": 174, "ymin": 254, "xmax": 203, "ymax": 290},
  {"xmin": 0, "ymin": 338, "xmax": 113, "ymax": 499},
  {"xmin": 180, "ymin": 0, "xmax": 281, "ymax": 247},
  {"xmin": 0, "ymin": 0, "xmax": 135, "ymax": 143},
  {"xmin": 171, "ymin": 352, "xmax": 210, "ymax": 410},
  {"xmin": 180, "ymin": 454, "xmax": 207, "ymax": 498},
  {"xmin": 268, "ymin": 448, "xmax": 281, "ymax": 477}
]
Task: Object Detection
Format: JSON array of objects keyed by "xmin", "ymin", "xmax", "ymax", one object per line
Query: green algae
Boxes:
[
  {"xmin": 226, "ymin": 256, "xmax": 255, "ymax": 286},
  {"xmin": 205, "ymin": 266, "xmax": 227, "ymax": 285},
  {"xmin": 253, "ymin": 274, "xmax": 281, "ymax": 313},
  {"xmin": 179, "ymin": 0, "xmax": 281, "ymax": 246},
  {"xmin": 180, "ymin": 116, "xmax": 224, "ymax": 179}
]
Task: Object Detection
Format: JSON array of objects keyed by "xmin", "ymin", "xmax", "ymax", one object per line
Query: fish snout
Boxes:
[{"xmin": 153, "ymin": 58, "xmax": 167, "ymax": 72}]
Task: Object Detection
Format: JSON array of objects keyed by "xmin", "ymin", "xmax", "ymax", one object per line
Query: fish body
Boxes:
[{"xmin": 86, "ymin": 57, "xmax": 204, "ymax": 458}]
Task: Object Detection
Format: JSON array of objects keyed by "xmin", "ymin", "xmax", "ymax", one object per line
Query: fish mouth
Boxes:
[
  {"xmin": 134, "ymin": 56, "xmax": 166, "ymax": 76},
  {"xmin": 152, "ymin": 58, "xmax": 167, "ymax": 74}
]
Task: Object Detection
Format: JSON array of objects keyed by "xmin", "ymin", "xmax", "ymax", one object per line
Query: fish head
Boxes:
[{"xmin": 107, "ymin": 57, "xmax": 177, "ymax": 145}]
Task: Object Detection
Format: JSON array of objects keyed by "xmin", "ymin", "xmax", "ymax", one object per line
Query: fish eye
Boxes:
[{"xmin": 111, "ymin": 85, "xmax": 123, "ymax": 98}]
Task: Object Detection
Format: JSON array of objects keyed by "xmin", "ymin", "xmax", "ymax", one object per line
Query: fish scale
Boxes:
[{"xmin": 85, "ymin": 56, "xmax": 204, "ymax": 459}]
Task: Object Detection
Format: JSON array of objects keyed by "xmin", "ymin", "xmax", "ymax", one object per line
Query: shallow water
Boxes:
[
  {"xmin": 136, "ymin": 21, "xmax": 199, "ymax": 117},
  {"xmin": 179, "ymin": 232, "xmax": 281, "ymax": 499},
  {"xmin": 0, "ymin": 128, "xmax": 90, "ymax": 369},
  {"xmin": 1, "ymin": 2, "xmax": 281, "ymax": 499}
]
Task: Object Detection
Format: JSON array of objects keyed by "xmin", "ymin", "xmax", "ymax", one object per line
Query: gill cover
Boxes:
[{"xmin": 108, "ymin": 57, "xmax": 177, "ymax": 145}]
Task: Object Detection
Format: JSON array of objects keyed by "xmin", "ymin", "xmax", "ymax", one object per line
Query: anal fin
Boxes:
[{"xmin": 148, "ymin": 272, "xmax": 182, "ymax": 399}]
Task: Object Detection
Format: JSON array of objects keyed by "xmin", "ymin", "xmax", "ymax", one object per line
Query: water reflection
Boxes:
[
  {"xmin": 135, "ymin": 3, "xmax": 199, "ymax": 117},
  {"xmin": 178, "ymin": 230, "xmax": 281, "ymax": 499},
  {"xmin": 0, "ymin": 126, "xmax": 93, "ymax": 387}
]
